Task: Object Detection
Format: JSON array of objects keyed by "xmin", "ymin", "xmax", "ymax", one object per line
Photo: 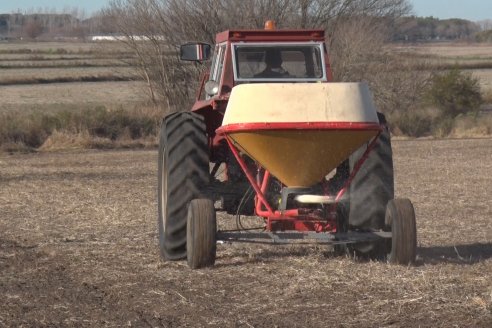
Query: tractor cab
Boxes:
[{"xmin": 180, "ymin": 21, "xmax": 332, "ymax": 103}]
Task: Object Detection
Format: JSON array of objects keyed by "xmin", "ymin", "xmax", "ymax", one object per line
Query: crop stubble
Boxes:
[{"xmin": 0, "ymin": 139, "xmax": 491, "ymax": 327}]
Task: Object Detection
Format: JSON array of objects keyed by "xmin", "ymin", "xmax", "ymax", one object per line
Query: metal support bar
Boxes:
[
  {"xmin": 217, "ymin": 230, "xmax": 391, "ymax": 245},
  {"xmin": 222, "ymin": 128, "xmax": 384, "ymax": 234},
  {"xmin": 225, "ymin": 136, "xmax": 275, "ymax": 215},
  {"xmin": 334, "ymin": 131, "xmax": 382, "ymax": 204},
  {"xmin": 225, "ymin": 136, "xmax": 301, "ymax": 219}
]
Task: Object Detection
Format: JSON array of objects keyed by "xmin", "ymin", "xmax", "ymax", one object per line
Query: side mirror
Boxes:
[{"xmin": 180, "ymin": 42, "xmax": 211, "ymax": 61}]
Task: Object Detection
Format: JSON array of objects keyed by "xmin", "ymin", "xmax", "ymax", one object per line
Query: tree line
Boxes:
[
  {"xmin": 0, "ymin": 11, "xmax": 102, "ymax": 40},
  {"xmin": 393, "ymin": 16, "xmax": 484, "ymax": 42},
  {"xmin": 1, "ymin": 10, "xmax": 491, "ymax": 43}
]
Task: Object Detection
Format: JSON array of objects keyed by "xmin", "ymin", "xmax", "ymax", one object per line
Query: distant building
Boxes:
[{"xmin": 91, "ymin": 35, "xmax": 166, "ymax": 42}]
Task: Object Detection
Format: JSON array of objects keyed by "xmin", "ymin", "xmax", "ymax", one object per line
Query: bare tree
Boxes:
[
  {"xmin": 477, "ymin": 19, "xmax": 492, "ymax": 31},
  {"xmin": 102, "ymin": 0, "xmax": 205, "ymax": 111}
]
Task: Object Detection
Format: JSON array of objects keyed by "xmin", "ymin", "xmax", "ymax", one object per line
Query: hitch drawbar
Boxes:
[{"xmin": 216, "ymin": 231, "xmax": 392, "ymax": 245}]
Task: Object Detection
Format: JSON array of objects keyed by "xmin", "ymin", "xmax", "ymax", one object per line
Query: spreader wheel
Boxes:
[
  {"xmin": 385, "ymin": 199, "xmax": 417, "ymax": 265},
  {"xmin": 187, "ymin": 199, "xmax": 216, "ymax": 269}
]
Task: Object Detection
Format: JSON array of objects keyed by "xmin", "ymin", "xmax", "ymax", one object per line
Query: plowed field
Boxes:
[{"xmin": 1, "ymin": 139, "xmax": 491, "ymax": 327}]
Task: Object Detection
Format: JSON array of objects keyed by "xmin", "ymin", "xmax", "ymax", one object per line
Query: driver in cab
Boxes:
[{"xmin": 254, "ymin": 49, "xmax": 290, "ymax": 78}]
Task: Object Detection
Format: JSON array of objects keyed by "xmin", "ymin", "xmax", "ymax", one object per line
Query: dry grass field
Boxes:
[
  {"xmin": 408, "ymin": 43, "xmax": 492, "ymax": 58},
  {"xmin": 0, "ymin": 41, "xmax": 491, "ymax": 114},
  {"xmin": 0, "ymin": 41, "xmax": 144, "ymax": 113},
  {"xmin": 0, "ymin": 139, "xmax": 491, "ymax": 327},
  {"xmin": 471, "ymin": 69, "xmax": 492, "ymax": 92},
  {"xmin": 0, "ymin": 41, "xmax": 127, "ymax": 54},
  {"xmin": 0, "ymin": 66, "xmax": 136, "ymax": 84},
  {"xmin": 0, "ymin": 82, "xmax": 147, "ymax": 113},
  {"xmin": 398, "ymin": 43, "xmax": 492, "ymax": 93}
]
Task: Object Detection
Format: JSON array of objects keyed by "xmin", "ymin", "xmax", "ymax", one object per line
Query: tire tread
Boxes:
[{"xmin": 158, "ymin": 112, "xmax": 209, "ymax": 260}]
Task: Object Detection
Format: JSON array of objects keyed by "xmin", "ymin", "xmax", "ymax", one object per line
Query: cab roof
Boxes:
[{"xmin": 215, "ymin": 29, "xmax": 326, "ymax": 43}]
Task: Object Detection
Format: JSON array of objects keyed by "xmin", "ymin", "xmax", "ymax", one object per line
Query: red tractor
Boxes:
[{"xmin": 158, "ymin": 22, "xmax": 417, "ymax": 269}]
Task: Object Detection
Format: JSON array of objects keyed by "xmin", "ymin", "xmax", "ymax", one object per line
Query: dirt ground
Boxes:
[{"xmin": 0, "ymin": 139, "xmax": 491, "ymax": 327}]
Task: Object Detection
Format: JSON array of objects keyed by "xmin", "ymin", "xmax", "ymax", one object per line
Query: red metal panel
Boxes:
[
  {"xmin": 220, "ymin": 42, "xmax": 234, "ymax": 96},
  {"xmin": 216, "ymin": 30, "xmax": 325, "ymax": 43},
  {"xmin": 217, "ymin": 122, "xmax": 382, "ymax": 134}
]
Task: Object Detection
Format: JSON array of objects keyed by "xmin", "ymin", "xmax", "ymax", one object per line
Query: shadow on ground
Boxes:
[
  {"xmin": 215, "ymin": 242, "xmax": 492, "ymax": 267},
  {"xmin": 418, "ymin": 243, "xmax": 492, "ymax": 265}
]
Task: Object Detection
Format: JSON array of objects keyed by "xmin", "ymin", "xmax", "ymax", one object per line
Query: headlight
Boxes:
[{"xmin": 205, "ymin": 81, "xmax": 219, "ymax": 96}]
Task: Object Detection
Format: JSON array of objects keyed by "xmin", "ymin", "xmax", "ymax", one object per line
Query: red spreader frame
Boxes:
[{"xmin": 216, "ymin": 122, "xmax": 382, "ymax": 234}]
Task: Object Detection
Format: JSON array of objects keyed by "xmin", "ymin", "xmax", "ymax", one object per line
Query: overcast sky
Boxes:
[{"xmin": 0, "ymin": 0, "xmax": 491, "ymax": 21}]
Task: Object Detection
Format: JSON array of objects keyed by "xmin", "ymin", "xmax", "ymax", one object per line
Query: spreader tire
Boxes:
[
  {"xmin": 187, "ymin": 199, "xmax": 217, "ymax": 269},
  {"xmin": 386, "ymin": 199, "xmax": 417, "ymax": 265},
  {"xmin": 158, "ymin": 112, "xmax": 209, "ymax": 261}
]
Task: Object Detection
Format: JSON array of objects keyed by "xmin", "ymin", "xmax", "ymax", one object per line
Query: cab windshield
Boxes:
[{"xmin": 232, "ymin": 43, "xmax": 326, "ymax": 82}]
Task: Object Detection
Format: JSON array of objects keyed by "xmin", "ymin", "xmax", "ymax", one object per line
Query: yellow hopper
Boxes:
[{"xmin": 217, "ymin": 83, "xmax": 381, "ymax": 187}]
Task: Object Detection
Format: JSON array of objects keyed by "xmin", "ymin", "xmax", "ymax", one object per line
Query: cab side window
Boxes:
[
  {"xmin": 210, "ymin": 44, "xmax": 226, "ymax": 82},
  {"xmin": 206, "ymin": 44, "xmax": 227, "ymax": 99}
]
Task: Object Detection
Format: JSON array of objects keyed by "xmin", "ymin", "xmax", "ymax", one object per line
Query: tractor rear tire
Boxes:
[
  {"xmin": 158, "ymin": 112, "xmax": 209, "ymax": 261},
  {"xmin": 348, "ymin": 112, "xmax": 394, "ymax": 230},
  {"xmin": 347, "ymin": 113, "xmax": 394, "ymax": 258},
  {"xmin": 386, "ymin": 199, "xmax": 417, "ymax": 265},
  {"xmin": 187, "ymin": 199, "xmax": 217, "ymax": 269}
]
